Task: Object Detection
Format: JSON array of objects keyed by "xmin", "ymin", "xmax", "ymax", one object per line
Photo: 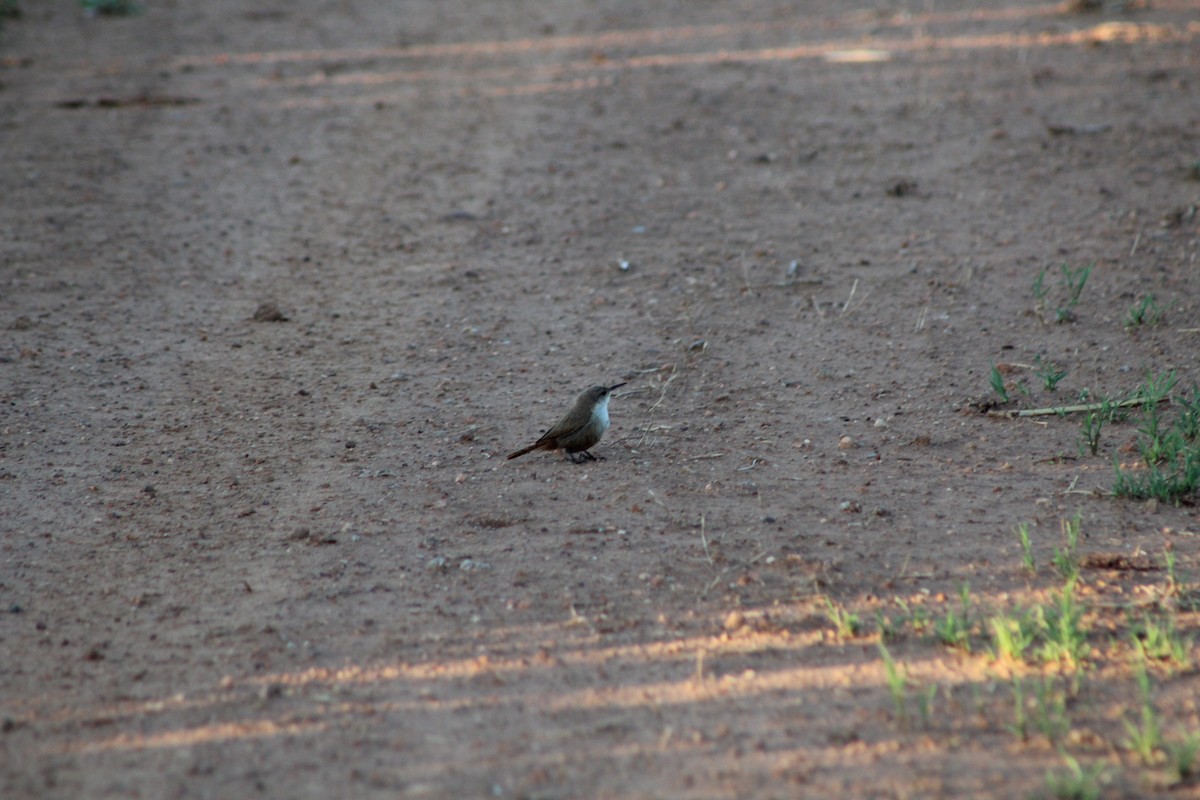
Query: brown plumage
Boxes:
[{"xmin": 507, "ymin": 383, "xmax": 626, "ymax": 462}]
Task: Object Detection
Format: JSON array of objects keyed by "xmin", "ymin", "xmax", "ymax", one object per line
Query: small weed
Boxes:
[
  {"xmin": 878, "ymin": 642, "xmax": 908, "ymax": 724},
  {"xmin": 1139, "ymin": 369, "xmax": 1179, "ymax": 409},
  {"xmin": 1166, "ymin": 731, "xmax": 1200, "ymax": 784},
  {"xmin": 934, "ymin": 583, "xmax": 973, "ymax": 652},
  {"xmin": 1044, "ymin": 753, "xmax": 1107, "ymax": 800},
  {"xmin": 1123, "ymin": 660, "xmax": 1162, "ymax": 765},
  {"xmin": 1114, "ymin": 455, "xmax": 1200, "ymax": 503},
  {"xmin": 1079, "ymin": 411, "xmax": 1103, "ymax": 456},
  {"xmin": 1051, "ymin": 512, "xmax": 1082, "ymax": 582},
  {"xmin": 989, "ymin": 362, "xmax": 1010, "ymax": 403},
  {"xmin": 1078, "ymin": 398, "xmax": 1116, "ymax": 457},
  {"xmin": 1135, "ymin": 411, "xmax": 1181, "ymax": 466},
  {"xmin": 875, "ymin": 611, "xmax": 899, "ymax": 643},
  {"xmin": 1125, "ymin": 294, "xmax": 1163, "ymax": 328},
  {"xmin": 916, "ymin": 683, "xmax": 938, "ymax": 728},
  {"xmin": 1008, "ymin": 676, "xmax": 1030, "ymax": 742},
  {"xmin": 1176, "ymin": 385, "xmax": 1200, "ymax": 442},
  {"xmin": 894, "ymin": 598, "xmax": 932, "ymax": 635},
  {"xmin": 1034, "ymin": 355, "xmax": 1068, "ymax": 391},
  {"xmin": 1062, "ymin": 264, "xmax": 1092, "ymax": 303},
  {"xmin": 989, "ymin": 610, "xmax": 1036, "ymax": 663},
  {"xmin": 1131, "ymin": 613, "xmax": 1192, "ymax": 668},
  {"xmin": 1032, "ymin": 268, "xmax": 1049, "ymax": 311},
  {"xmin": 1165, "ymin": 547, "xmax": 1180, "ymax": 596},
  {"xmin": 824, "ymin": 597, "xmax": 862, "ymax": 639},
  {"xmin": 1032, "ymin": 676, "xmax": 1071, "ymax": 747},
  {"xmin": 1016, "ymin": 522, "xmax": 1036, "ymax": 573},
  {"xmin": 1051, "ymin": 263, "xmax": 1093, "ymax": 323},
  {"xmin": 1035, "ymin": 577, "xmax": 1089, "ymax": 667},
  {"xmin": 1114, "ymin": 383, "xmax": 1200, "ymax": 501}
]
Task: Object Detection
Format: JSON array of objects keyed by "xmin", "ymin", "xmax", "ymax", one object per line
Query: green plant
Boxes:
[
  {"xmin": 1131, "ymin": 613, "xmax": 1192, "ymax": 668},
  {"xmin": 1044, "ymin": 753, "xmax": 1107, "ymax": 800},
  {"xmin": 1139, "ymin": 369, "xmax": 1179, "ymax": 409},
  {"xmin": 934, "ymin": 583, "xmax": 973, "ymax": 651},
  {"xmin": 1034, "ymin": 355, "xmax": 1068, "ymax": 391},
  {"xmin": 1032, "ymin": 676, "xmax": 1071, "ymax": 746},
  {"xmin": 1114, "ymin": 455, "xmax": 1200, "ymax": 503},
  {"xmin": 1125, "ymin": 294, "xmax": 1163, "ymax": 328},
  {"xmin": 875, "ymin": 611, "xmax": 899, "ymax": 643},
  {"xmin": 1016, "ymin": 522, "xmax": 1036, "ymax": 573},
  {"xmin": 1175, "ymin": 385, "xmax": 1200, "ymax": 442},
  {"xmin": 1051, "ymin": 512, "xmax": 1082, "ymax": 582},
  {"xmin": 1165, "ymin": 547, "xmax": 1181, "ymax": 596},
  {"xmin": 1008, "ymin": 676, "xmax": 1030, "ymax": 742},
  {"xmin": 1135, "ymin": 413, "xmax": 1182, "ymax": 467},
  {"xmin": 1079, "ymin": 410, "xmax": 1103, "ymax": 456},
  {"xmin": 989, "ymin": 362, "xmax": 1010, "ymax": 403},
  {"xmin": 1035, "ymin": 577, "xmax": 1089, "ymax": 667},
  {"xmin": 1113, "ymin": 388, "xmax": 1200, "ymax": 503},
  {"xmin": 916, "ymin": 683, "xmax": 938, "ymax": 728},
  {"xmin": 824, "ymin": 597, "xmax": 862, "ymax": 638},
  {"xmin": 1032, "ymin": 268, "xmax": 1050, "ymax": 311},
  {"xmin": 1123, "ymin": 660, "xmax": 1162, "ymax": 765},
  {"xmin": 1056, "ymin": 263, "xmax": 1094, "ymax": 323},
  {"xmin": 1166, "ymin": 730, "xmax": 1200, "ymax": 784},
  {"xmin": 989, "ymin": 610, "xmax": 1036, "ymax": 663},
  {"xmin": 878, "ymin": 642, "xmax": 908, "ymax": 724},
  {"xmin": 894, "ymin": 598, "xmax": 932, "ymax": 635},
  {"xmin": 1078, "ymin": 398, "xmax": 1116, "ymax": 457}
]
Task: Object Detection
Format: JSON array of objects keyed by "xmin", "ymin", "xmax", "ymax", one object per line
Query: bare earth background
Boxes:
[{"xmin": 3, "ymin": 1, "xmax": 1200, "ymax": 797}]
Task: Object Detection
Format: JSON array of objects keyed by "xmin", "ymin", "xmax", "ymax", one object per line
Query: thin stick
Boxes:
[
  {"xmin": 637, "ymin": 365, "xmax": 680, "ymax": 447},
  {"xmin": 988, "ymin": 396, "xmax": 1156, "ymax": 419},
  {"xmin": 839, "ymin": 279, "xmax": 859, "ymax": 316},
  {"xmin": 699, "ymin": 514, "xmax": 713, "ymax": 566},
  {"xmin": 647, "ymin": 364, "xmax": 678, "ymax": 414}
]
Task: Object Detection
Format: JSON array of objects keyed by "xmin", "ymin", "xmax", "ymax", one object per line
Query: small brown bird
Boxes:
[{"xmin": 507, "ymin": 383, "xmax": 626, "ymax": 462}]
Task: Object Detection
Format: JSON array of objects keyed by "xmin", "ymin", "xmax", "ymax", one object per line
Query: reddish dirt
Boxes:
[{"xmin": 3, "ymin": 1, "xmax": 1200, "ymax": 797}]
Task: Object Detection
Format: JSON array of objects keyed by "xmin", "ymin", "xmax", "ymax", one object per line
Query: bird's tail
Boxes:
[{"xmin": 506, "ymin": 443, "xmax": 541, "ymax": 460}]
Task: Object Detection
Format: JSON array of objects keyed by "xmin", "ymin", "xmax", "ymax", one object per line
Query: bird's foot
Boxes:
[{"xmin": 568, "ymin": 451, "xmax": 599, "ymax": 463}]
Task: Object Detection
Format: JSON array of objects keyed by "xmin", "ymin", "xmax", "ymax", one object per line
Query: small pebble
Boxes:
[{"xmin": 252, "ymin": 302, "xmax": 288, "ymax": 322}]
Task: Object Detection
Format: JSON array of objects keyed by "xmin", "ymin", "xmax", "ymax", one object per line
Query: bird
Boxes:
[{"xmin": 506, "ymin": 383, "xmax": 626, "ymax": 462}]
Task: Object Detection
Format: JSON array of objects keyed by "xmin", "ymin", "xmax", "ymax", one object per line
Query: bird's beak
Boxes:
[{"xmin": 608, "ymin": 382, "xmax": 627, "ymax": 392}]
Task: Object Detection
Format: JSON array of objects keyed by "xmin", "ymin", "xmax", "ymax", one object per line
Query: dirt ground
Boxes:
[{"xmin": 3, "ymin": 1, "xmax": 1200, "ymax": 797}]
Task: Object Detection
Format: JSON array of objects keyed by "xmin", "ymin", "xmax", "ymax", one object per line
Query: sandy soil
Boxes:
[{"xmin": 3, "ymin": 1, "xmax": 1200, "ymax": 797}]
